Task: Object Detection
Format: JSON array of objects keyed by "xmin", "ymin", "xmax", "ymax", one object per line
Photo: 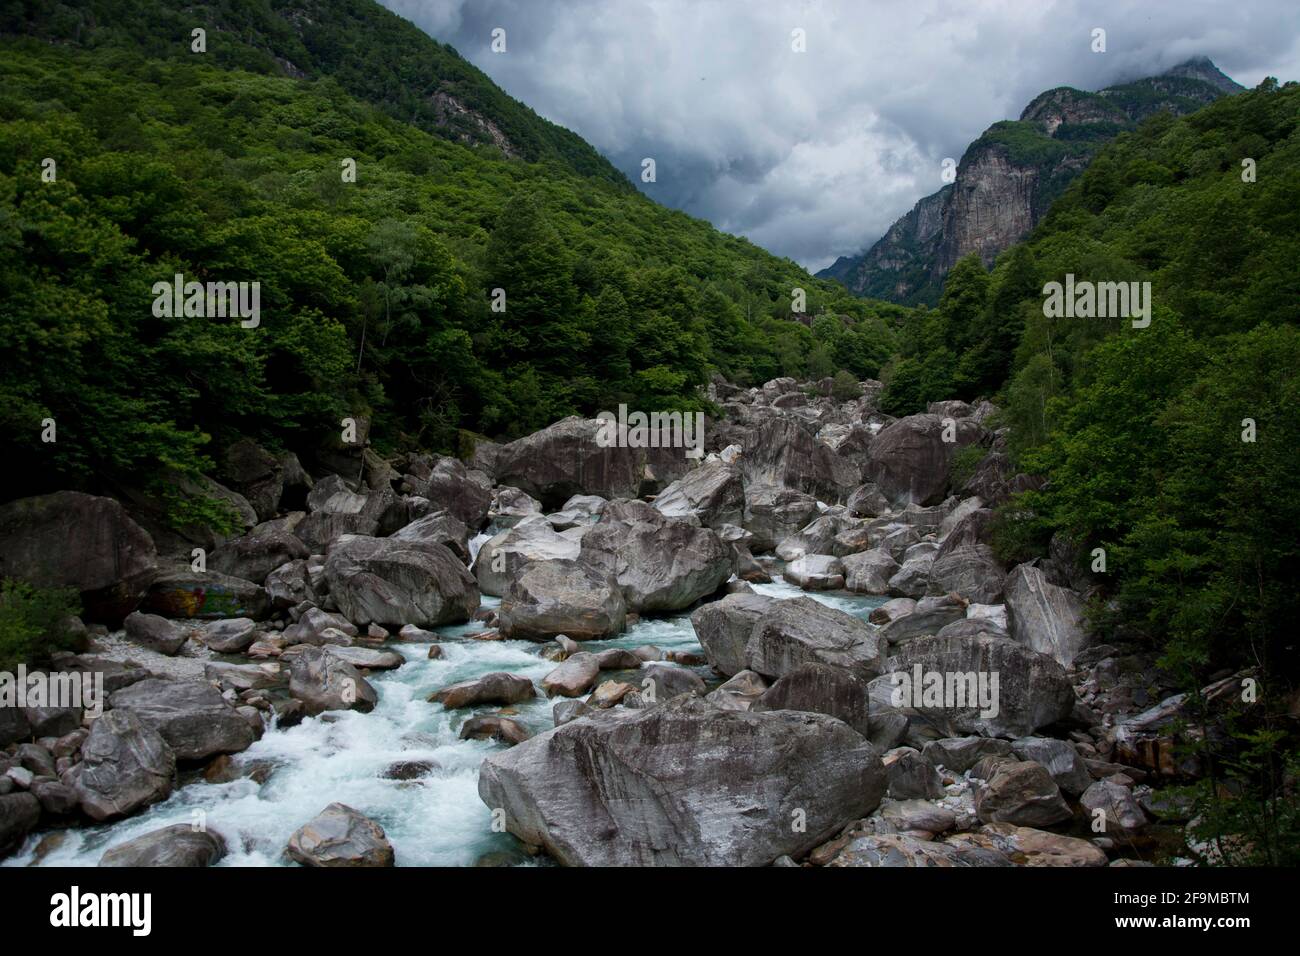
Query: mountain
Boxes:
[
  {"xmin": 0, "ymin": 0, "xmax": 905, "ymax": 514},
  {"xmin": 2, "ymin": 0, "xmax": 629, "ymax": 186},
  {"xmin": 819, "ymin": 57, "xmax": 1244, "ymax": 304}
]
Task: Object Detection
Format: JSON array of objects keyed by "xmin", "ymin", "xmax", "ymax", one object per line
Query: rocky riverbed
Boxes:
[{"xmin": 0, "ymin": 376, "xmax": 1229, "ymax": 867}]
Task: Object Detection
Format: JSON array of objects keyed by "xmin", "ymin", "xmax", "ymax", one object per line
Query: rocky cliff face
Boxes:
[{"xmin": 820, "ymin": 58, "xmax": 1242, "ymax": 304}]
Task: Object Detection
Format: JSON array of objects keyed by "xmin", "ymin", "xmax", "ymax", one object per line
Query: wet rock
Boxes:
[
  {"xmin": 478, "ymin": 695, "xmax": 886, "ymax": 866},
  {"xmin": 587, "ymin": 680, "xmax": 636, "ymax": 708},
  {"xmin": 593, "ymin": 648, "xmax": 642, "ymax": 671},
  {"xmin": 288, "ymin": 646, "xmax": 379, "ymax": 716},
  {"xmin": 542, "ymin": 653, "xmax": 601, "ymax": 698},
  {"xmin": 325, "ymin": 646, "xmax": 404, "ymax": 671},
  {"xmin": 783, "ymin": 554, "xmax": 845, "ymax": 591},
  {"xmin": 109, "ymin": 678, "xmax": 256, "ymax": 761},
  {"xmin": 99, "ymin": 824, "xmax": 227, "ymax": 867},
  {"xmin": 460, "ymin": 715, "xmax": 530, "ymax": 745},
  {"xmin": 71, "ymin": 709, "xmax": 176, "ymax": 821},
  {"xmin": 0, "ymin": 792, "xmax": 41, "ymax": 855},
  {"xmin": 286, "ymin": 803, "xmax": 395, "ymax": 867},
  {"xmin": 430, "ymin": 672, "xmax": 536, "ymax": 709},
  {"xmin": 498, "ymin": 560, "xmax": 626, "ymax": 641},
  {"xmin": 31, "ymin": 780, "xmax": 78, "ymax": 815},
  {"xmin": 639, "ymin": 662, "xmax": 707, "ymax": 702},
  {"xmin": 553, "ymin": 699, "xmax": 593, "ymax": 727}
]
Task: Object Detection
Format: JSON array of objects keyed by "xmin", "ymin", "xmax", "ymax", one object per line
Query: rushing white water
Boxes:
[{"xmin": 7, "ymin": 579, "xmax": 884, "ymax": 867}]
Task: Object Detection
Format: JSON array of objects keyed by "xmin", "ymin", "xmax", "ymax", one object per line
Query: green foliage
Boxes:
[
  {"xmin": 830, "ymin": 369, "xmax": 862, "ymax": 402},
  {"xmin": 0, "ymin": 35, "xmax": 905, "ymax": 509},
  {"xmin": 0, "ymin": 579, "xmax": 81, "ymax": 670}
]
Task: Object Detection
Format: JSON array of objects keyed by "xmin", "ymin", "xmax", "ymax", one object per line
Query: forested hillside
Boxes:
[
  {"xmin": 0, "ymin": 25, "xmax": 904, "ymax": 521},
  {"xmin": 881, "ymin": 78, "xmax": 1300, "ymax": 689}
]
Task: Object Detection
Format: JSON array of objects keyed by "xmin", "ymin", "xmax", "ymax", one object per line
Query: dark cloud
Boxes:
[{"xmin": 382, "ymin": 0, "xmax": 1300, "ymax": 270}]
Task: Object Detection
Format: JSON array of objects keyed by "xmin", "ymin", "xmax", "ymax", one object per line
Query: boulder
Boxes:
[
  {"xmin": 651, "ymin": 459, "xmax": 744, "ymax": 530},
  {"xmin": 594, "ymin": 648, "xmax": 642, "ymax": 671},
  {"xmin": 746, "ymin": 597, "xmax": 882, "ymax": 681},
  {"xmin": 221, "ymin": 438, "xmax": 284, "ymax": 522},
  {"xmin": 405, "ymin": 455, "xmax": 492, "ymax": 529},
  {"xmin": 498, "ymin": 560, "xmax": 626, "ymax": 641},
  {"xmin": 1004, "ymin": 564, "xmax": 1090, "ymax": 667},
  {"xmin": 324, "ymin": 535, "xmax": 478, "ymax": 628},
  {"xmin": 876, "ymin": 595, "xmax": 967, "ymax": 647},
  {"xmin": 751, "ymin": 662, "xmax": 871, "ymax": 736},
  {"xmin": 825, "ymin": 832, "xmax": 1010, "ymax": 867},
  {"xmin": 295, "ymin": 483, "xmax": 395, "ymax": 552},
  {"xmin": 741, "ymin": 485, "xmax": 819, "ymax": 553},
  {"xmin": 99, "ymin": 824, "xmax": 227, "ymax": 867},
  {"xmin": 1011, "ymin": 736, "xmax": 1093, "ymax": 797},
  {"xmin": 287, "ymin": 803, "xmax": 395, "ymax": 867},
  {"xmin": 863, "ymin": 414, "xmax": 981, "ymax": 507},
  {"xmin": 880, "ymin": 798, "xmax": 958, "ymax": 835},
  {"xmin": 739, "ymin": 417, "xmax": 859, "ymax": 503},
  {"xmin": 123, "ymin": 611, "xmax": 188, "ymax": 656},
  {"xmin": 491, "ymin": 416, "xmax": 691, "ymax": 510},
  {"xmin": 210, "ymin": 522, "xmax": 308, "ymax": 584},
  {"xmin": 1080, "ymin": 779, "xmax": 1147, "ymax": 833},
  {"xmin": 288, "ymin": 646, "xmax": 379, "ymax": 716},
  {"xmin": 887, "ymin": 552, "xmax": 936, "ymax": 598},
  {"xmin": 690, "ymin": 592, "xmax": 776, "ymax": 677},
  {"xmin": 0, "ymin": 491, "xmax": 157, "ymax": 624},
  {"xmin": 430, "ymin": 672, "xmax": 536, "ymax": 709},
  {"xmin": 108, "ymin": 678, "xmax": 256, "ymax": 761},
  {"xmin": 926, "ymin": 544, "xmax": 1006, "ymax": 604},
  {"xmin": 143, "ymin": 566, "xmax": 270, "ymax": 620},
  {"xmin": 921, "ymin": 736, "xmax": 1014, "ymax": 773},
  {"xmin": 883, "ymin": 748, "xmax": 944, "ymax": 800},
  {"xmin": 72, "ymin": 709, "xmax": 176, "ymax": 821},
  {"xmin": 542, "ymin": 653, "xmax": 601, "ymax": 698},
  {"xmin": 389, "ymin": 511, "xmax": 472, "ymax": 564},
  {"xmin": 868, "ymin": 597, "xmax": 916, "ymax": 625},
  {"xmin": 0, "ymin": 706, "xmax": 31, "ymax": 749},
  {"xmin": 478, "ymin": 695, "xmax": 886, "ymax": 866},
  {"xmin": 975, "ymin": 760, "xmax": 1072, "ymax": 827},
  {"xmin": 783, "ymin": 554, "xmax": 845, "ymax": 591},
  {"xmin": 842, "ymin": 549, "xmax": 899, "ymax": 594},
  {"xmin": 325, "ymin": 646, "xmax": 404, "ymax": 670},
  {"xmin": 201, "ymin": 617, "xmax": 259, "ymax": 653},
  {"xmin": 546, "ymin": 494, "xmax": 607, "ymax": 530},
  {"xmin": 846, "ymin": 482, "xmax": 891, "ymax": 519},
  {"xmin": 704, "ymin": 670, "xmax": 770, "ymax": 712},
  {"xmin": 264, "ymin": 558, "xmax": 315, "ymax": 608},
  {"xmin": 776, "ymin": 514, "xmax": 850, "ymax": 561},
  {"xmin": 282, "ymin": 608, "xmax": 356, "ymax": 646},
  {"xmin": 885, "ymin": 632, "xmax": 1075, "ymax": 738},
  {"xmin": 487, "ymin": 487, "xmax": 543, "ymax": 529},
  {"xmin": 946, "ymin": 822, "xmax": 1107, "ymax": 866},
  {"xmin": 459, "ymin": 715, "xmax": 530, "ymax": 745},
  {"xmin": 579, "ymin": 501, "xmax": 732, "ymax": 613},
  {"xmin": 638, "ymin": 662, "xmax": 707, "ymax": 701},
  {"xmin": 474, "ymin": 515, "xmax": 580, "ymax": 596}
]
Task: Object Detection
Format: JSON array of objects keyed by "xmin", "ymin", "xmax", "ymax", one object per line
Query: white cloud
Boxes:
[{"xmin": 381, "ymin": 0, "xmax": 1300, "ymax": 270}]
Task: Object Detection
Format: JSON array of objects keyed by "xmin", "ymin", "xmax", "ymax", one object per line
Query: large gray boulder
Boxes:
[
  {"xmin": 143, "ymin": 565, "xmax": 270, "ymax": 620},
  {"xmin": 287, "ymin": 803, "xmax": 395, "ymax": 867},
  {"xmin": 498, "ymin": 560, "xmax": 626, "ymax": 641},
  {"xmin": 745, "ymin": 596, "xmax": 882, "ymax": 681},
  {"xmin": 1011, "ymin": 736, "xmax": 1093, "ymax": 797},
  {"xmin": 751, "ymin": 662, "xmax": 872, "ymax": 736},
  {"xmin": 887, "ymin": 551, "xmax": 936, "ymax": 598},
  {"xmin": 882, "ymin": 632, "xmax": 1076, "ymax": 738},
  {"xmin": 288, "ymin": 646, "xmax": 379, "ymax": 716},
  {"xmin": 826, "ymin": 832, "xmax": 1010, "ymax": 867},
  {"xmin": 579, "ymin": 501, "xmax": 731, "ymax": 612},
  {"xmin": 389, "ymin": 510, "xmax": 472, "ymax": 563},
  {"xmin": 323, "ymin": 535, "xmax": 478, "ymax": 627},
  {"xmin": 0, "ymin": 793, "xmax": 40, "ymax": 855},
  {"xmin": 842, "ymin": 549, "xmax": 899, "ymax": 594},
  {"xmin": 487, "ymin": 486, "xmax": 543, "ymax": 529},
  {"xmin": 876, "ymin": 595, "xmax": 967, "ymax": 647},
  {"xmin": 741, "ymin": 485, "xmax": 819, "ymax": 553},
  {"xmin": 478, "ymin": 695, "xmax": 886, "ymax": 866},
  {"xmin": 491, "ymin": 416, "xmax": 691, "ymax": 510},
  {"xmin": 927, "ymin": 544, "xmax": 1007, "ymax": 604},
  {"xmin": 864, "ymin": 414, "xmax": 981, "ymax": 507},
  {"xmin": 72, "ymin": 709, "xmax": 176, "ymax": 821},
  {"xmin": 652, "ymin": 459, "xmax": 744, "ymax": 530},
  {"xmin": 541, "ymin": 653, "xmax": 601, "ymax": 698},
  {"xmin": 123, "ymin": 611, "xmax": 189, "ymax": 656},
  {"xmin": 209, "ymin": 521, "xmax": 308, "ymax": 585},
  {"xmin": 221, "ymin": 438, "xmax": 284, "ymax": 522},
  {"xmin": 100, "ymin": 824, "xmax": 227, "ymax": 867},
  {"xmin": 430, "ymin": 672, "xmax": 536, "ymax": 709},
  {"xmin": 0, "ymin": 491, "xmax": 157, "ymax": 624},
  {"xmin": 109, "ymin": 678, "xmax": 255, "ymax": 761},
  {"xmin": 295, "ymin": 483, "xmax": 395, "ymax": 553},
  {"xmin": 1004, "ymin": 564, "xmax": 1090, "ymax": 666},
  {"xmin": 783, "ymin": 554, "xmax": 845, "ymax": 591},
  {"xmin": 739, "ymin": 417, "xmax": 859, "ymax": 503},
  {"xmin": 690, "ymin": 591, "xmax": 776, "ymax": 677},
  {"xmin": 975, "ymin": 760, "xmax": 1072, "ymax": 827},
  {"xmin": 405, "ymin": 455, "xmax": 491, "ymax": 529},
  {"xmin": 475, "ymin": 515, "xmax": 580, "ymax": 596}
]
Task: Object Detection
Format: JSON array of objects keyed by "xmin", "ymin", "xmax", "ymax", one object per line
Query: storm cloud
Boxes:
[{"xmin": 381, "ymin": 0, "xmax": 1300, "ymax": 270}]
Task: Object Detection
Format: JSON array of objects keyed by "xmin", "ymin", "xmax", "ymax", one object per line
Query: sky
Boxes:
[{"xmin": 379, "ymin": 0, "xmax": 1300, "ymax": 272}]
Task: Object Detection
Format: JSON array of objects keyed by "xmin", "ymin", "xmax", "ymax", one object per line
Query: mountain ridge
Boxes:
[{"xmin": 818, "ymin": 57, "xmax": 1244, "ymax": 304}]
